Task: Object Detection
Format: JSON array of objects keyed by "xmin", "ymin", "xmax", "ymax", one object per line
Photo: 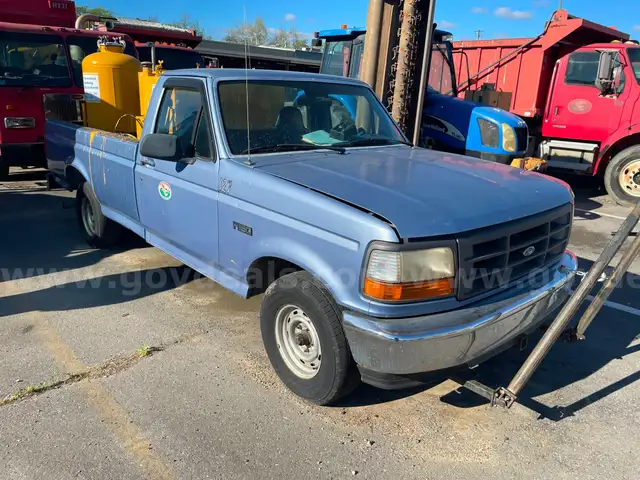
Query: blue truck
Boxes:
[
  {"xmin": 47, "ymin": 68, "xmax": 577, "ymax": 405},
  {"xmin": 317, "ymin": 27, "xmax": 530, "ymax": 164}
]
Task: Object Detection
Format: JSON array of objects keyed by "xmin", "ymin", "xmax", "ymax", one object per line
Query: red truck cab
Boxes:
[
  {"xmin": 0, "ymin": 0, "xmax": 135, "ymax": 180},
  {"xmin": 453, "ymin": 10, "xmax": 640, "ymax": 206}
]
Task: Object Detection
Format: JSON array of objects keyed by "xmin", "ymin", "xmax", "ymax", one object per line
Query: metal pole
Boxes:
[
  {"xmin": 502, "ymin": 203, "xmax": 640, "ymax": 403},
  {"xmin": 362, "ymin": 0, "xmax": 385, "ymax": 88},
  {"xmin": 391, "ymin": 0, "xmax": 418, "ymax": 130},
  {"xmin": 575, "ymin": 226, "xmax": 640, "ymax": 339},
  {"xmin": 412, "ymin": 0, "xmax": 437, "ymax": 146}
]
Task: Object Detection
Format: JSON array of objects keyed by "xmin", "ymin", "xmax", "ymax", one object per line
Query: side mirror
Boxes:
[
  {"xmin": 595, "ymin": 51, "xmax": 615, "ymax": 92},
  {"xmin": 140, "ymin": 133, "xmax": 194, "ymax": 162}
]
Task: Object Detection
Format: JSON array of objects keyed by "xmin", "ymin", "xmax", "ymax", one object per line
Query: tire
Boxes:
[
  {"xmin": 76, "ymin": 182, "xmax": 123, "ymax": 248},
  {"xmin": 260, "ymin": 271, "xmax": 360, "ymax": 405},
  {"xmin": 0, "ymin": 162, "xmax": 9, "ymax": 181},
  {"xmin": 604, "ymin": 146, "xmax": 640, "ymax": 207}
]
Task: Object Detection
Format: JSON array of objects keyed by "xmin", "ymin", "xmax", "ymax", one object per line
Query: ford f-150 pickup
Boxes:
[{"xmin": 46, "ymin": 69, "xmax": 578, "ymax": 405}]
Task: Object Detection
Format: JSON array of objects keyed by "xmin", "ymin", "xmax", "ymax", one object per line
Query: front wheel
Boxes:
[
  {"xmin": 260, "ymin": 271, "xmax": 360, "ymax": 405},
  {"xmin": 604, "ymin": 146, "xmax": 640, "ymax": 207}
]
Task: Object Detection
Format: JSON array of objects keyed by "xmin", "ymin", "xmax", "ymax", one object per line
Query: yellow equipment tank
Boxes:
[
  {"xmin": 82, "ymin": 37, "xmax": 141, "ymax": 135},
  {"xmin": 136, "ymin": 60, "xmax": 164, "ymax": 138}
]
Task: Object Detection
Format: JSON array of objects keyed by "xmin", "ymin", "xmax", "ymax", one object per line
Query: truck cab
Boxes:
[
  {"xmin": 317, "ymin": 27, "xmax": 529, "ymax": 164},
  {"xmin": 542, "ymin": 43, "xmax": 640, "ymax": 203}
]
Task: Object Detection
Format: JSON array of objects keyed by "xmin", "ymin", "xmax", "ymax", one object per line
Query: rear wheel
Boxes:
[
  {"xmin": 604, "ymin": 146, "xmax": 640, "ymax": 207},
  {"xmin": 76, "ymin": 182, "xmax": 123, "ymax": 248},
  {"xmin": 260, "ymin": 271, "xmax": 360, "ymax": 405}
]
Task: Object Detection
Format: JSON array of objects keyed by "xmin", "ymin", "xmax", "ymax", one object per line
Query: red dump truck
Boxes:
[{"xmin": 452, "ymin": 9, "xmax": 640, "ymax": 206}]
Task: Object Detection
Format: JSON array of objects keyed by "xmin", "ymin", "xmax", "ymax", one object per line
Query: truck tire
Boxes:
[
  {"xmin": 261, "ymin": 271, "xmax": 360, "ymax": 405},
  {"xmin": 76, "ymin": 182, "xmax": 123, "ymax": 248},
  {"xmin": 0, "ymin": 162, "xmax": 9, "ymax": 181},
  {"xmin": 604, "ymin": 146, "xmax": 640, "ymax": 207}
]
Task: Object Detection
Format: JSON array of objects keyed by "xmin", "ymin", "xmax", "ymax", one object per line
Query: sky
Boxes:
[{"xmin": 78, "ymin": 0, "xmax": 640, "ymax": 41}]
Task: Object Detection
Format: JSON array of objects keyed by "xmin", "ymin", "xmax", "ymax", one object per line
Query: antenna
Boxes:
[{"xmin": 243, "ymin": 4, "xmax": 253, "ymax": 164}]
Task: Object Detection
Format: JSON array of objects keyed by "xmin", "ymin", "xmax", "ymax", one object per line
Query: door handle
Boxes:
[
  {"xmin": 554, "ymin": 106, "xmax": 559, "ymax": 116},
  {"xmin": 140, "ymin": 158, "xmax": 155, "ymax": 167}
]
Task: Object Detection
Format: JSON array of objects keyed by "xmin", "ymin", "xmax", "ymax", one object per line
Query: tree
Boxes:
[
  {"xmin": 76, "ymin": 5, "xmax": 114, "ymax": 17},
  {"xmin": 268, "ymin": 28, "xmax": 308, "ymax": 49},
  {"xmin": 169, "ymin": 14, "xmax": 212, "ymax": 40},
  {"xmin": 223, "ymin": 18, "xmax": 269, "ymax": 46}
]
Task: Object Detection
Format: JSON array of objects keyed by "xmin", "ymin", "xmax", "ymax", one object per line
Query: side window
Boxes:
[
  {"xmin": 565, "ymin": 52, "xmax": 600, "ymax": 86},
  {"xmin": 155, "ymin": 87, "xmax": 203, "ymax": 150}
]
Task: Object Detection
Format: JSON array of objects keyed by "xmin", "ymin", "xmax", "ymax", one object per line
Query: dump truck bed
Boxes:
[{"xmin": 452, "ymin": 9, "xmax": 630, "ymax": 118}]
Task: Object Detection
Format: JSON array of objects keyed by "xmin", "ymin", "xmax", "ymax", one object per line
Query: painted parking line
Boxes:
[
  {"xmin": 584, "ymin": 295, "xmax": 640, "ymax": 317},
  {"xmin": 574, "ymin": 208, "xmax": 627, "ymax": 221}
]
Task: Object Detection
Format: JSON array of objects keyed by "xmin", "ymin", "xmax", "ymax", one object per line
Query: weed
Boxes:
[{"xmin": 136, "ymin": 345, "xmax": 151, "ymax": 357}]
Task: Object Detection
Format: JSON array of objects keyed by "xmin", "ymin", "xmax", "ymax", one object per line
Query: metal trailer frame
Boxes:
[{"xmin": 459, "ymin": 202, "xmax": 640, "ymax": 409}]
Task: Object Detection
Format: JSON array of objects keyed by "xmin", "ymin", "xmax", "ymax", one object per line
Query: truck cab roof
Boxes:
[{"xmin": 162, "ymin": 68, "xmax": 370, "ymax": 87}]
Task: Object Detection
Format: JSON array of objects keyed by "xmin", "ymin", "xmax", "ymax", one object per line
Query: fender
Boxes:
[
  {"xmin": 594, "ymin": 122, "xmax": 640, "ymax": 175},
  {"xmin": 246, "ymin": 234, "xmax": 362, "ymax": 312}
]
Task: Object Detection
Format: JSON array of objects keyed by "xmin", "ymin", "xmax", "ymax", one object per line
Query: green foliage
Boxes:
[{"xmin": 76, "ymin": 5, "xmax": 114, "ymax": 18}]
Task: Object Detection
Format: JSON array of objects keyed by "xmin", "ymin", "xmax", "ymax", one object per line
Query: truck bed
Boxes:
[
  {"xmin": 452, "ymin": 9, "xmax": 629, "ymax": 118},
  {"xmin": 46, "ymin": 119, "xmax": 140, "ymax": 223}
]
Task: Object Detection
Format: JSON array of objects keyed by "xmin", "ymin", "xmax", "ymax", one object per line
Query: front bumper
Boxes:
[
  {"xmin": 343, "ymin": 251, "xmax": 577, "ymax": 375},
  {"xmin": 467, "ymin": 149, "xmax": 522, "ymax": 165}
]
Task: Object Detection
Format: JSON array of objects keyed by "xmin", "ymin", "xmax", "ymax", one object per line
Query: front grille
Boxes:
[
  {"xmin": 43, "ymin": 94, "xmax": 84, "ymax": 125},
  {"xmin": 456, "ymin": 203, "xmax": 572, "ymax": 300},
  {"xmin": 514, "ymin": 127, "xmax": 528, "ymax": 152}
]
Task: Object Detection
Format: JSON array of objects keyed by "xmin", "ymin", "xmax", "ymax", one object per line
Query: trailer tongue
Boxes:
[{"xmin": 459, "ymin": 203, "xmax": 640, "ymax": 410}]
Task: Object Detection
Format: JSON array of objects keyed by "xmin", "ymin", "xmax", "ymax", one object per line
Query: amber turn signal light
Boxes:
[{"xmin": 363, "ymin": 277, "xmax": 455, "ymax": 301}]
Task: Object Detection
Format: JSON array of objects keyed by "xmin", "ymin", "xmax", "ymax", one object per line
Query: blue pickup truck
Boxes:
[{"xmin": 46, "ymin": 69, "xmax": 577, "ymax": 405}]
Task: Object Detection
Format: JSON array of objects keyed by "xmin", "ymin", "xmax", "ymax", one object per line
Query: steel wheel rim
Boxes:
[
  {"xmin": 274, "ymin": 304, "xmax": 322, "ymax": 379},
  {"xmin": 619, "ymin": 159, "xmax": 640, "ymax": 198},
  {"xmin": 81, "ymin": 197, "xmax": 96, "ymax": 235}
]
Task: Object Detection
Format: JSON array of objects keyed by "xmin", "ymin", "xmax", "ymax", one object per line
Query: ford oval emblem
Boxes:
[{"xmin": 523, "ymin": 246, "xmax": 536, "ymax": 257}]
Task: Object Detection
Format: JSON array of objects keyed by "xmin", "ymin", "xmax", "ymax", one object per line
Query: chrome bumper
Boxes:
[{"xmin": 343, "ymin": 251, "xmax": 578, "ymax": 375}]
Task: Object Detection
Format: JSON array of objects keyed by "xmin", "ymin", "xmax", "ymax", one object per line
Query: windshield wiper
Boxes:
[
  {"xmin": 239, "ymin": 143, "xmax": 346, "ymax": 155},
  {"xmin": 339, "ymin": 138, "xmax": 413, "ymax": 148}
]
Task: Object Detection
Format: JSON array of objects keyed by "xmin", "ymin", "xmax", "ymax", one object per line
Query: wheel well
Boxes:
[
  {"xmin": 596, "ymin": 133, "xmax": 640, "ymax": 176},
  {"xmin": 246, "ymin": 257, "xmax": 303, "ymax": 297},
  {"xmin": 65, "ymin": 166, "xmax": 86, "ymax": 189}
]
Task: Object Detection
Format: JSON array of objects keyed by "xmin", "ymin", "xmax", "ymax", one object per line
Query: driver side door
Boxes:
[{"xmin": 135, "ymin": 77, "xmax": 220, "ymax": 274}]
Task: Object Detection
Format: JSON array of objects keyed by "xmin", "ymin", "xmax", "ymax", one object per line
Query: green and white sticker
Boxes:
[{"xmin": 158, "ymin": 181, "xmax": 172, "ymax": 200}]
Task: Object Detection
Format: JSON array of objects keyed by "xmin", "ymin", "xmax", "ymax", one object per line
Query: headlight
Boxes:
[
  {"xmin": 477, "ymin": 118, "xmax": 499, "ymax": 148},
  {"xmin": 4, "ymin": 117, "xmax": 35, "ymax": 129},
  {"xmin": 364, "ymin": 247, "xmax": 455, "ymax": 302},
  {"xmin": 501, "ymin": 123, "xmax": 516, "ymax": 152}
]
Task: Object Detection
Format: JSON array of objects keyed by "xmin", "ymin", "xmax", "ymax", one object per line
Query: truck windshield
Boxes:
[
  {"xmin": 429, "ymin": 44, "xmax": 454, "ymax": 95},
  {"xmin": 137, "ymin": 46, "xmax": 205, "ymax": 70},
  {"xmin": 0, "ymin": 32, "xmax": 71, "ymax": 87},
  {"xmin": 218, "ymin": 79, "xmax": 406, "ymax": 155},
  {"xmin": 67, "ymin": 36, "xmax": 136, "ymax": 87},
  {"xmin": 321, "ymin": 41, "xmax": 351, "ymax": 77},
  {"xmin": 627, "ymin": 48, "xmax": 640, "ymax": 83}
]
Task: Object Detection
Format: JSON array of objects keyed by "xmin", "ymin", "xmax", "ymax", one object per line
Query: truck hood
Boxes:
[{"xmin": 255, "ymin": 146, "xmax": 573, "ymax": 239}]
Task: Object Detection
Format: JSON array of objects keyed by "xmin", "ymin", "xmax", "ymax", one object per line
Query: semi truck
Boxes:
[
  {"xmin": 316, "ymin": 26, "xmax": 533, "ymax": 166},
  {"xmin": 452, "ymin": 9, "xmax": 640, "ymax": 206},
  {"xmin": 45, "ymin": 40, "xmax": 577, "ymax": 404}
]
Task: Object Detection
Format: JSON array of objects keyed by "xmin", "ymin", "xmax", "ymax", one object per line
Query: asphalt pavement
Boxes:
[{"xmin": 1, "ymin": 168, "xmax": 638, "ymax": 479}]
